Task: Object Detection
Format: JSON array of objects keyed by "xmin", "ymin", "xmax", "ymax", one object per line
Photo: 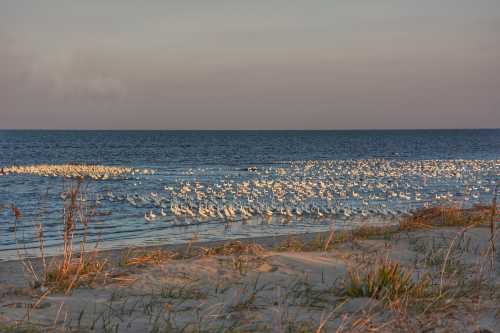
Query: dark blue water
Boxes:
[
  {"xmin": 0, "ymin": 129, "xmax": 499, "ymax": 260},
  {"xmin": 1, "ymin": 129, "xmax": 499, "ymax": 166}
]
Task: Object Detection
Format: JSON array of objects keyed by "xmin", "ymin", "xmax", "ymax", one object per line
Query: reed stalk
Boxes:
[{"xmin": 488, "ymin": 183, "xmax": 497, "ymax": 270}]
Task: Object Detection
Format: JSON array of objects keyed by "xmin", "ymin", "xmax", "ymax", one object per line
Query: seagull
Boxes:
[{"xmin": 144, "ymin": 210, "xmax": 156, "ymax": 222}]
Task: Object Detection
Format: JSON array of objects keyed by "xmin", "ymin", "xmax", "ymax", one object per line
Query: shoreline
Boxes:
[
  {"xmin": 0, "ymin": 223, "xmax": 401, "ymax": 274},
  {"xmin": 3, "ymin": 203, "xmax": 493, "ymax": 265},
  {"xmin": 0, "ymin": 214, "xmax": 398, "ymax": 263}
]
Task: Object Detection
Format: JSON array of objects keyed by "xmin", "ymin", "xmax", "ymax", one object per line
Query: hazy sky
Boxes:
[{"xmin": 1, "ymin": 0, "xmax": 499, "ymax": 129}]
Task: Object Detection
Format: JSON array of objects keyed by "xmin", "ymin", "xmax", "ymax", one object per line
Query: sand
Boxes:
[{"xmin": 0, "ymin": 226, "xmax": 499, "ymax": 332}]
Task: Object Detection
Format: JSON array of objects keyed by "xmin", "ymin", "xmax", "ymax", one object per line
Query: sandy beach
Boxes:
[{"xmin": 1, "ymin": 206, "xmax": 498, "ymax": 333}]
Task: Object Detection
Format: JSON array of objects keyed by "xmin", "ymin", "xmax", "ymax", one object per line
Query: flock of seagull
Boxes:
[
  {"xmin": 2, "ymin": 160, "xmax": 496, "ymax": 225},
  {"xmin": 96, "ymin": 159, "xmax": 498, "ymax": 224},
  {"xmin": 0, "ymin": 164, "xmax": 153, "ymax": 180}
]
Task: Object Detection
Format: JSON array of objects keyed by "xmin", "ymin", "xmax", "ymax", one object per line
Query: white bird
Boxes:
[{"xmin": 144, "ymin": 210, "xmax": 156, "ymax": 222}]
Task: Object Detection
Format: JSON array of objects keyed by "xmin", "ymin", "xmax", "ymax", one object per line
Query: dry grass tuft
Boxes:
[
  {"xmin": 201, "ymin": 240, "xmax": 266, "ymax": 257},
  {"xmin": 119, "ymin": 248, "xmax": 180, "ymax": 267},
  {"xmin": 43, "ymin": 254, "xmax": 108, "ymax": 292},
  {"xmin": 17, "ymin": 179, "xmax": 107, "ymax": 294},
  {"xmin": 43, "ymin": 180, "xmax": 105, "ymax": 293},
  {"xmin": 119, "ymin": 240, "xmax": 266, "ymax": 268},
  {"xmin": 401, "ymin": 205, "xmax": 492, "ymax": 230},
  {"xmin": 344, "ymin": 259, "xmax": 430, "ymax": 302},
  {"xmin": 276, "ymin": 226, "xmax": 399, "ymax": 252}
]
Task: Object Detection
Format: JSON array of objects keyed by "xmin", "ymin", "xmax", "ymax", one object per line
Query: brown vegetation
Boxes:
[{"xmin": 17, "ymin": 179, "xmax": 108, "ymax": 295}]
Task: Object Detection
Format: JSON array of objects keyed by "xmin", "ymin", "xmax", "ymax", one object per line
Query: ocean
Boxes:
[{"xmin": 0, "ymin": 129, "xmax": 499, "ymax": 260}]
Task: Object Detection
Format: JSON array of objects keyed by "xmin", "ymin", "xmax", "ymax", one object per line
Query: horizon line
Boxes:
[{"xmin": 0, "ymin": 127, "xmax": 499, "ymax": 132}]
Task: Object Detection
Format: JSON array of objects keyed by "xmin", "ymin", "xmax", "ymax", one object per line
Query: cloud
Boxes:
[{"xmin": 52, "ymin": 72, "xmax": 126, "ymax": 101}]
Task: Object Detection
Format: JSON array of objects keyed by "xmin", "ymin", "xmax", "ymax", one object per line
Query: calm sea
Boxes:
[{"xmin": 0, "ymin": 129, "xmax": 499, "ymax": 260}]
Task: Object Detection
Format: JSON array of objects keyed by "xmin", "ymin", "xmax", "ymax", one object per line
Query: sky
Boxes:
[{"xmin": 1, "ymin": 0, "xmax": 499, "ymax": 130}]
